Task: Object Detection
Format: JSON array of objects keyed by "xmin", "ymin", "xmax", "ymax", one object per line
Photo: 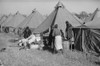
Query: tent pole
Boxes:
[
  {"xmin": 51, "ymin": 7, "xmax": 59, "ymax": 28},
  {"xmin": 82, "ymin": 29, "xmax": 85, "ymax": 52}
]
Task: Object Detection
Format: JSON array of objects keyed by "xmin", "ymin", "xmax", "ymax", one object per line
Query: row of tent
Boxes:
[
  {"xmin": 1, "ymin": 2, "xmax": 99, "ymax": 32},
  {"xmin": 0, "ymin": 2, "xmax": 84, "ymax": 35},
  {"xmin": 0, "ymin": 1, "xmax": 100, "ymax": 55},
  {"xmin": 0, "ymin": 2, "xmax": 100, "ymax": 30},
  {"xmin": 0, "ymin": 9, "xmax": 45, "ymax": 29}
]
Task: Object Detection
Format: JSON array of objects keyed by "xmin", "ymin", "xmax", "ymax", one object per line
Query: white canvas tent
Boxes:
[
  {"xmin": 0, "ymin": 15, "xmax": 7, "ymax": 25},
  {"xmin": 17, "ymin": 9, "xmax": 44, "ymax": 29},
  {"xmin": 84, "ymin": 8, "xmax": 100, "ymax": 28},
  {"xmin": 33, "ymin": 2, "xmax": 82, "ymax": 36},
  {"xmin": 85, "ymin": 18, "xmax": 100, "ymax": 28},
  {"xmin": 72, "ymin": 9, "xmax": 100, "ymax": 55},
  {"xmin": 84, "ymin": 8, "xmax": 100, "ymax": 23},
  {"xmin": 1, "ymin": 14, "xmax": 13, "ymax": 26},
  {"xmin": 4, "ymin": 11, "xmax": 25, "ymax": 28}
]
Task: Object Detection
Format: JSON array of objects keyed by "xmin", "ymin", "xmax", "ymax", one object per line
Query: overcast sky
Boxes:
[{"xmin": 0, "ymin": 0, "xmax": 100, "ymax": 15}]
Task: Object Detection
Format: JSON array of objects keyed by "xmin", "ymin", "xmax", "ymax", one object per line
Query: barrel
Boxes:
[{"xmin": 63, "ymin": 40, "xmax": 70, "ymax": 51}]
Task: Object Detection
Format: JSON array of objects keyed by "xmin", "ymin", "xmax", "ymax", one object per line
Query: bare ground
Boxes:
[{"xmin": 0, "ymin": 33, "xmax": 100, "ymax": 66}]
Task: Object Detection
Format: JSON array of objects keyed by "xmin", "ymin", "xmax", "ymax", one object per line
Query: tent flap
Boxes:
[{"xmin": 73, "ymin": 28, "xmax": 100, "ymax": 55}]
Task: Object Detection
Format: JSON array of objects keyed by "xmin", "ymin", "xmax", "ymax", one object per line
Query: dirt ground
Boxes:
[{"xmin": 0, "ymin": 33, "xmax": 100, "ymax": 66}]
